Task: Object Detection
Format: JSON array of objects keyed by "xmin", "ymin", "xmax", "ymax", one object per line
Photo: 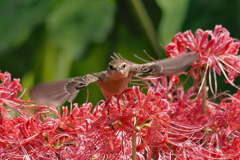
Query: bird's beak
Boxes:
[{"xmin": 115, "ymin": 67, "xmax": 120, "ymax": 71}]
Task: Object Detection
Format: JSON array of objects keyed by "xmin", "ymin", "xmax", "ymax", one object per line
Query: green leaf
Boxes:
[
  {"xmin": 0, "ymin": 0, "xmax": 52, "ymax": 52},
  {"xmin": 47, "ymin": 0, "xmax": 116, "ymax": 59},
  {"xmin": 156, "ymin": 0, "xmax": 189, "ymax": 45},
  {"xmin": 21, "ymin": 71, "xmax": 34, "ymax": 100}
]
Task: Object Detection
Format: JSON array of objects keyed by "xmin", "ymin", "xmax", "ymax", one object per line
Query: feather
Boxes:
[
  {"xmin": 29, "ymin": 79, "xmax": 79, "ymax": 106},
  {"xmin": 151, "ymin": 54, "xmax": 198, "ymax": 76}
]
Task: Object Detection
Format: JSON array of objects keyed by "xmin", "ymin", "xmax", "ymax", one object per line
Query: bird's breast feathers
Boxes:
[{"xmin": 96, "ymin": 73, "xmax": 130, "ymax": 99}]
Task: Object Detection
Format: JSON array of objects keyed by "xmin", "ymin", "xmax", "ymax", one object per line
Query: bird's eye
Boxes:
[
  {"xmin": 109, "ymin": 65, "xmax": 114, "ymax": 70},
  {"xmin": 122, "ymin": 64, "xmax": 126, "ymax": 68}
]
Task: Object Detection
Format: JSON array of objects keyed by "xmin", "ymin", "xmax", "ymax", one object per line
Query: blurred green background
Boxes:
[{"xmin": 1, "ymin": 0, "xmax": 240, "ymax": 105}]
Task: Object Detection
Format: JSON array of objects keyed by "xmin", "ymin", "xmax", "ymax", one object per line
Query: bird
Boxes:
[{"xmin": 29, "ymin": 53, "xmax": 198, "ymax": 106}]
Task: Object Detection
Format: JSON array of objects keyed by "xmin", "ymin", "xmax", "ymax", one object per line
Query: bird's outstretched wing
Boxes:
[
  {"xmin": 29, "ymin": 71, "xmax": 106, "ymax": 106},
  {"xmin": 29, "ymin": 54, "xmax": 197, "ymax": 106},
  {"xmin": 129, "ymin": 54, "xmax": 198, "ymax": 76}
]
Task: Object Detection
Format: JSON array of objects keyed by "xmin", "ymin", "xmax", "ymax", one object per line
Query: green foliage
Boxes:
[
  {"xmin": 47, "ymin": 0, "xmax": 116, "ymax": 59},
  {"xmin": 156, "ymin": 0, "xmax": 189, "ymax": 45},
  {"xmin": 0, "ymin": 0, "xmax": 52, "ymax": 52},
  {"xmin": 0, "ymin": 0, "xmax": 239, "ymax": 105}
]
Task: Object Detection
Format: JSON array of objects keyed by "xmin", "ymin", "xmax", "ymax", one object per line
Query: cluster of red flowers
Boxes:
[
  {"xmin": 1, "ymin": 25, "xmax": 240, "ymax": 159},
  {"xmin": 165, "ymin": 25, "xmax": 240, "ymax": 92}
]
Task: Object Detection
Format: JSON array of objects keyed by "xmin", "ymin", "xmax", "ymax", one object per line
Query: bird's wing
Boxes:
[
  {"xmin": 129, "ymin": 54, "xmax": 198, "ymax": 76},
  {"xmin": 29, "ymin": 71, "xmax": 106, "ymax": 106}
]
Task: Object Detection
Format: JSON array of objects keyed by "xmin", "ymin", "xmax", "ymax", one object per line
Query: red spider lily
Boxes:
[
  {"xmin": 142, "ymin": 75, "xmax": 206, "ymax": 126},
  {"xmin": 142, "ymin": 75, "xmax": 181, "ymax": 102},
  {"xmin": 77, "ymin": 86, "xmax": 208, "ymax": 159},
  {"xmin": 218, "ymin": 90, "xmax": 240, "ymax": 137},
  {"xmin": 0, "ymin": 72, "xmax": 238, "ymax": 159},
  {"xmin": 0, "ymin": 71, "xmax": 93, "ymax": 159},
  {"xmin": 0, "ymin": 71, "xmax": 22, "ymax": 100},
  {"xmin": 165, "ymin": 25, "xmax": 240, "ymax": 94},
  {"xmin": 2, "ymin": 25, "xmax": 240, "ymax": 159},
  {"xmin": 0, "ymin": 72, "xmax": 222, "ymax": 159},
  {"xmin": 141, "ymin": 74, "xmax": 240, "ymax": 158}
]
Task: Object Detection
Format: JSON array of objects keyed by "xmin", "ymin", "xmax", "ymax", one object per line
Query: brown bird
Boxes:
[{"xmin": 29, "ymin": 54, "xmax": 198, "ymax": 106}]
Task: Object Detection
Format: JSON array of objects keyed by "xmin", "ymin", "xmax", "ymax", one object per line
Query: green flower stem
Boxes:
[
  {"xmin": 201, "ymin": 65, "xmax": 207, "ymax": 114},
  {"xmin": 132, "ymin": 131, "xmax": 137, "ymax": 160},
  {"xmin": 130, "ymin": 0, "xmax": 162, "ymax": 58},
  {"xmin": 132, "ymin": 116, "xmax": 138, "ymax": 160}
]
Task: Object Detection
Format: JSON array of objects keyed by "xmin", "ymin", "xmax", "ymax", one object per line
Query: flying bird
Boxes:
[{"xmin": 29, "ymin": 53, "xmax": 198, "ymax": 106}]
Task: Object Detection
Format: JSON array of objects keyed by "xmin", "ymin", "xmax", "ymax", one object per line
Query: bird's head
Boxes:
[{"xmin": 107, "ymin": 59, "xmax": 128, "ymax": 79}]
